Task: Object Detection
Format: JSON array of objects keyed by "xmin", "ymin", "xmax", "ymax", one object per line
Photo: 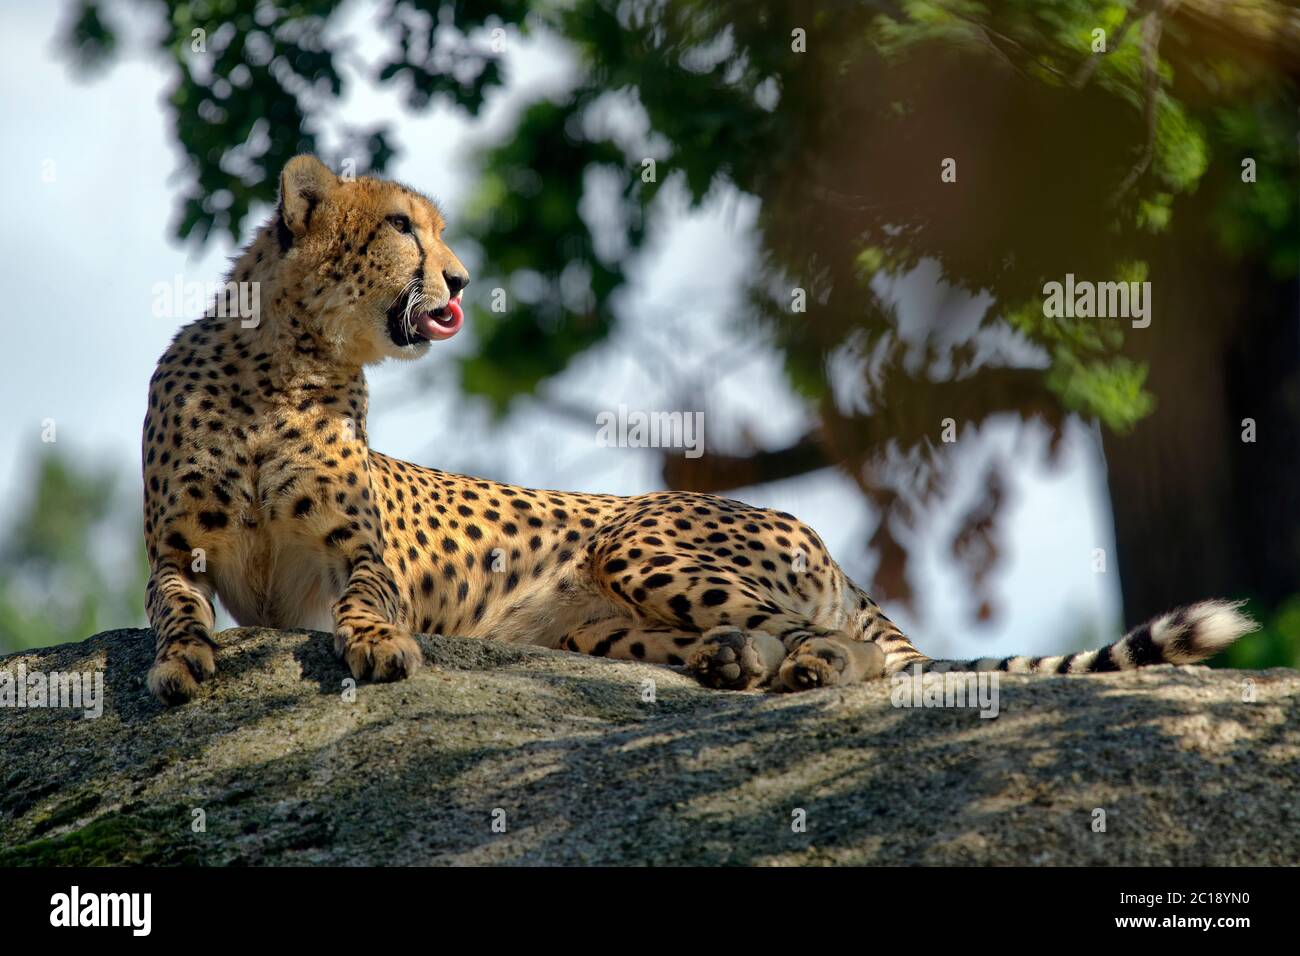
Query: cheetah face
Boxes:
[
  {"xmin": 276, "ymin": 154, "xmax": 471, "ymax": 365},
  {"xmin": 377, "ymin": 207, "xmax": 469, "ymax": 356}
]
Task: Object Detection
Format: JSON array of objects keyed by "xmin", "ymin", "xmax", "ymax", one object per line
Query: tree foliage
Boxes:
[
  {"xmin": 59, "ymin": 0, "xmax": 1299, "ymax": 623},
  {"xmin": 0, "ymin": 449, "xmax": 148, "ymax": 653}
]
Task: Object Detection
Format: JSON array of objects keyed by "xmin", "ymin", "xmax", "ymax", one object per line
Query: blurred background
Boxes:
[{"xmin": 0, "ymin": 0, "xmax": 1296, "ymax": 668}]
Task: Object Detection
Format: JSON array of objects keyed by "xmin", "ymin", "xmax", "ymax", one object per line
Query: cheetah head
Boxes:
[{"xmin": 274, "ymin": 154, "xmax": 470, "ymax": 364}]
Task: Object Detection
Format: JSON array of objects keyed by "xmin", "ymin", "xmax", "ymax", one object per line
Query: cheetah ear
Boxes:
[{"xmin": 278, "ymin": 155, "xmax": 337, "ymax": 238}]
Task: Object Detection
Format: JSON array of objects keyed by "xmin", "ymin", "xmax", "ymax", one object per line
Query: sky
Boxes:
[{"xmin": 0, "ymin": 0, "xmax": 1123, "ymax": 660}]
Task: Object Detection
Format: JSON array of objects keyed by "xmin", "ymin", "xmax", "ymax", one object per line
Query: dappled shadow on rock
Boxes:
[{"xmin": 1, "ymin": 630, "xmax": 1296, "ymax": 865}]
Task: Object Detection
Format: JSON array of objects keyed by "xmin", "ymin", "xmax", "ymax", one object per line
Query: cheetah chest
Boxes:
[{"xmin": 209, "ymin": 468, "xmax": 343, "ymax": 634}]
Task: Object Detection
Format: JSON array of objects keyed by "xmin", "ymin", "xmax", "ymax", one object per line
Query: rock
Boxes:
[{"xmin": 0, "ymin": 627, "xmax": 1297, "ymax": 865}]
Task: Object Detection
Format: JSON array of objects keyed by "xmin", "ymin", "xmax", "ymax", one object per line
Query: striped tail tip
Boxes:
[{"xmin": 1119, "ymin": 599, "xmax": 1258, "ymax": 666}]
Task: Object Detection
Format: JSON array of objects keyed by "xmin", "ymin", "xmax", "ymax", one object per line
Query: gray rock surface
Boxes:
[{"xmin": 1, "ymin": 626, "xmax": 1297, "ymax": 865}]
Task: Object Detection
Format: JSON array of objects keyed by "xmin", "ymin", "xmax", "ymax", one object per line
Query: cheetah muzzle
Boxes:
[{"xmin": 385, "ymin": 274, "xmax": 464, "ymax": 347}]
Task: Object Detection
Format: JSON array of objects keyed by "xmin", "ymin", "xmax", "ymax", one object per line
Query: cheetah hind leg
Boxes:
[
  {"xmin": 778, "ymin": 629, "xmax": 885, "ymax": 691},
  {"xmin": 687, "ymin": 626, "xmax": 787, "ymax": 691},
  {"xmin": 558, "ymin": 619, "xmax": 784, "ymax": 691}
]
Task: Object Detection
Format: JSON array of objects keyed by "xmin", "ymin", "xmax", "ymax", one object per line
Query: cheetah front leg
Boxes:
[
  {"xmin": 145, "ymin": 555, "xmax": 219, "ymax": 704},
  {"xmin": 325, "ymin": 538, "xmax": 422, "ymax": 684},
  {"xmin": 255, "ymin": 438, "xmax": 424, "ymax": 684}
]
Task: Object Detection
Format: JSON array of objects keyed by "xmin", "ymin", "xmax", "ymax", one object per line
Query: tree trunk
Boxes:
[{"xmin": 1102, "ymin": 238, "xmax": 1300, "ymax": 624}]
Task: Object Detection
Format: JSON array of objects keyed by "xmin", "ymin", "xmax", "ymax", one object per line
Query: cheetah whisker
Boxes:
[
  {"xmin": 401, "ymin": 288, "xmax": 427, "ymax": 340},
  {"xmin": 384, "ymin": 276, "xmax": 421, "ymax": 314}
]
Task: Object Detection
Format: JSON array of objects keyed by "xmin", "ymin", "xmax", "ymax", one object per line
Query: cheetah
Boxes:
[{"xmin": 142, "ymin": 155, "xmax": 1256, "ymax": 704}]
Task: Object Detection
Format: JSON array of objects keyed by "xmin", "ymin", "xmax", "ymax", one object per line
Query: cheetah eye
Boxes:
[{"xmin": 386, "ymin": 214, "xmax": 412, "ymax": 235}]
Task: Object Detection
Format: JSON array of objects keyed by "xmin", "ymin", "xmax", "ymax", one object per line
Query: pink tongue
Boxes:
[
  {"xmin": 445, "ymin": 296, "xmax": 464, "ymax": 326},
  {"xmin": 414, "ymin": 296, "xmax": 463, "ymax": 341}
]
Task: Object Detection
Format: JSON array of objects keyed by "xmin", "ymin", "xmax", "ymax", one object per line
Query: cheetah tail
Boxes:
[{"xmin": 916, "ymin": 599, "xmax": 1257, "ymax": 675}]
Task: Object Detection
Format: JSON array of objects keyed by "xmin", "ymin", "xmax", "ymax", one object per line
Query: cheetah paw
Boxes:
[
  {"xmin": 687, "ymin": 626, "xmax": 778, "ymax": 691},
  {"xmin": 148, "ymin": 632, "xmax": 217, "ymax": 705},
  {"xmin": 335, "ymin": 623, "xmax": 423, "ymax": 682},
  {"xmin": 779, "ymin": 637, "xmax": 883, "ymax": 691}
]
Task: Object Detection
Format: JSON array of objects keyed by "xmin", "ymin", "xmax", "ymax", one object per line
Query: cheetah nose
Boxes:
[{"xmin": 443, "ymin": 269, "xmax": 468, "ymax": 299}]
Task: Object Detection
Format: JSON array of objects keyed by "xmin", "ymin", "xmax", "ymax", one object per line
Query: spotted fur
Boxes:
[{"xmin": 141, "ymin": 156, "xmax": 1257, "ymax": 704}]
